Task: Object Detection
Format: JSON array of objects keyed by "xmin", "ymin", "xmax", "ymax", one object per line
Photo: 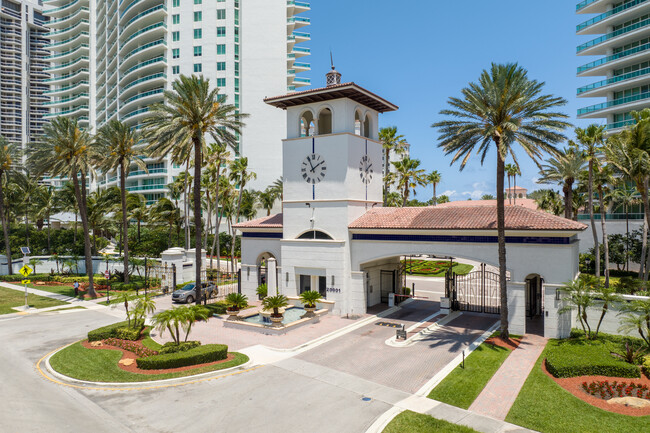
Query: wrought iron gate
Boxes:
[{"xmin": 446, "ymin": 263, "xmax": 501, "ymax": 314}]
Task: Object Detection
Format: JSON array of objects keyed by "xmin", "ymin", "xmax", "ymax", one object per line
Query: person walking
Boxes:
[{"xmin": 73, "ymin": 280, "xmax": 79, "ymax": 297}]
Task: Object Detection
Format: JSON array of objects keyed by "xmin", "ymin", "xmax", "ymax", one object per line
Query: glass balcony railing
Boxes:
[
  {"xmin": 44, "ymin": 32, "xmax": 88, "ymax": 49},
  {"xmin": 43, "ymin": 93, "xmax": 88, "ymax": 105},
  {"xmin": 128, "ymin": 168, "xmax": 167, "ymax": 177},
  {"xmin": 293, "ymin": 31, "xmax": 310, "ymax": 39},
  {"xmin": 47, "ymin": 7, "xmax": 89, "ymax": 25},
  {"xmin": 44, "ymin": 56, "xmax": 89, "ymax": 72},
  {"xmin": 578, "ymin": 90, "xmax": 650, "ymax": 115},
  {"xmin": 577, "ymin": 40, "xmax": 650, "ymax": 73},
  {"xmin": 122, "ymin": 87, "xmax": 163, "ymax": 105},
  {"xmin": 121, "ymin": 55, "xmax": 165, "ymax": 77},
  {"xmin": 45, "ymin": 19, "xmax": 89, "ymax": 37},
  {"xmin": 126, "ymin": 184, "xmax": 165, "ymax": 191},
  {"xmin": 122, "ymin": 73, "xmax": 166, "ymax": 92},
  {"xmin": 293, "ymin": 46, "xmax": 310, "ymax": 54},
  {"xmin": 577, "ymin": 0, "xmax": 648, "ymax": 32},
  {"xmin": 606, "ymin": 119, "xmax": 636, "ymax": 130},
  {"xmin": 43, "ymin": 105, "xmax": 89, "ymax": 117},
  {"xmin": 122, "ymin": 4, "xmax": 166, "ymax": 30},
  {"xmin": 577, "ymin": 66, "xmax": 650, "ymax": 94},
  {"xmin": 43, "ymin": 0, "xmax": 82, "ymax": 14},
  {"xmin": 122, "ymin": 107, "xmax": 149, "ymax": 119},
  {"xmin": 122, "ymin": 39, "xmax": 165, "ymax": 62},
  {"xmin": 121, "ymin": 22, "xmax": 165, "ymax": 47},
  {"xmin": 576, "ymin": 0, "xmax": 600, "ymax": 12},
  {"xmin": 577, "ymin": 16, "xmax": 650, "ymax": 53},
  {"xmin": 287, "ymin": 17, "xmax": 310, "ymax": 25},
  {"xmin": 44, "ymin": 43, "xmax": 88, "ymax": 60}
]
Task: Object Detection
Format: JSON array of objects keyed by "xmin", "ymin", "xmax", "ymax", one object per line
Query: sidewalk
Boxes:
[{"xmin": 468, "ymin": 333, "xmax": 547, "ymax": 420}]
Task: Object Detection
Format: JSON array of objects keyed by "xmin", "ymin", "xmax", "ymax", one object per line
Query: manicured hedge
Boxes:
[
  {"xmin": 87, "ymin": 321, "xmax": 142, "ymax": 341},
  {"xmin": 159, "ymin": 341, "xmax": 201, "ymax": 354},
  {"xmin": 0, "ymin": 273, "xmax": 54, "ymax": 282},
  {"xmin": 643, "ymin": 356, "xmax": 650, "ymax": 379},
  {"xmin": 545, "ymin": 339, "xmax": 640, "ymax": 379},
  {"xmin": 136, "ymin": 344, "xmax": 228, "ymax": 370},
  {"xmin": 114, "ymin": 327, "xmax": 142, "ymax": 341}
]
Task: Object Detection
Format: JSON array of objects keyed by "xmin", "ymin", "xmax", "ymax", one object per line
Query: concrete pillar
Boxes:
[
  {"xmin": 267, "ymin": 258, "xmax": 277, "ymax": 296},
  {"xmin": 507, "ymin": 281, "xmax": 526, "ymax": 336}
]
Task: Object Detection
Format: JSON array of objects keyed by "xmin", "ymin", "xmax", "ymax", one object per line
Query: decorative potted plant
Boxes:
[
  {"xmin": 224, "ymin": 292, "xmax": 248, "ymax": 320},
  {"xmin": 299, "ymin": 290, "xmax": 322, "ymax": 316},
  {"xmin": 262, "ymin": 294, "xmax": 288, "ymax": 326},
  {"xmin": 256, "ymin": 283, "xmax": 268, "ymax": 300}
]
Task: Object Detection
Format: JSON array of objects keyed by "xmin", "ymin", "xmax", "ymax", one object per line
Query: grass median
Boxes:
[
  {"xmin": 382, "ymin": 411, "xmax": 478, "ymax": 433},
  {"xmin": 0, "ymin": 286, "xmax": 67, "ymax": 314}
]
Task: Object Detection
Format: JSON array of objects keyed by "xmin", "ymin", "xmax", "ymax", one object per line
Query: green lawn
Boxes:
[
  {"xmin": 403, "ymin": 260, "xmax": 474, "ymax": 277},
  {"xmin": 28, "ymin": 284, "xmax": 77, "ymax": 297},
  {"xmin": 382, "ymin": 411, "xmax": 478, "ymax": 433},
  {"xmin": 428, "ymin": 341, "xmax": 512, "ymax": 409},
  {"xmin": 49, "ymin": 341, "xmax": 249, "ymax": 382},
  {"xmin": 0, "ymin": 286, "xmax": 67, "ymax": 314},
  {"xmin": 505, "ymin": 342, "xmax": 650, "ymax": 433}
]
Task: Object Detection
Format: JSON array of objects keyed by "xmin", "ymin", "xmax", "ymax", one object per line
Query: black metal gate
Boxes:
[{"xmin": 446, "ymin": 263, "xmax": 501, "ymax": 314}]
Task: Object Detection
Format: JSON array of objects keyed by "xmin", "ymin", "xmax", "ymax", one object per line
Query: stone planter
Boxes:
[
  {"xmin": 269, "ymin": 315, "xmax": 284, "ymax": 327},
  {"xmin": 226, "ymin": 309, "xmax": 240, "ymax": 320},
  {"xmin": 303, "ymin": 305, "xmax": 317, "ymax": 316}
]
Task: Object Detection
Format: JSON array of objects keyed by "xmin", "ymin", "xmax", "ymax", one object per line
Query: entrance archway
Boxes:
[
  {"xmin": 525, "ymin": 274, "xmax": 544, "ymax": 336},
  {"xmin": 257, "ymin": 252, "xmax": 276, "ymax": 287}
]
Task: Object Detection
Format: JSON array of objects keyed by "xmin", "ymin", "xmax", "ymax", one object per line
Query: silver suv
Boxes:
[{"xmin": 171, "ymin": 282, "xmax": 217, "ymax": 304}]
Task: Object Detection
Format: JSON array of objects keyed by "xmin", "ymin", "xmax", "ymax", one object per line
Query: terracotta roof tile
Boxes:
[
  {"xmin": 234, "ymin": 213, "xmax": 283, "ymax": 229},
  {"xmin": 436, "ymin": 199, "xmax": 538, "ymax": 211},
  {"xmin": 349, "ymin": 206, "xmax": 587, "ymax": 231}
]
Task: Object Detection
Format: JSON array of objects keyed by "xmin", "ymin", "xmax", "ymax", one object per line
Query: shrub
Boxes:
[
  {"xmin": 0, "ymin": 273, "xmax": 54, "ymax": 282},
  {"xmin": 104, "ymin": 338, "xmax": 158, "ymax": 358},
  {"xmin": 87, "ymin": 321, "xmax": 130, "ymax": 341},
  {"xmin": 114, "ymin": 326, "xmax": 142, "ymax": 341},
  {"xmin": 644, "ymin": 356, "xmax": 650, "ymax": 379},
  {"xmin": 136, "ymin": 344, "xmax": 228, "ymax": 370},
  {"xmin": 159, "ymin": 341, "xmax": 201, "ymax": 354},
  {"xmin": 545, "ymin": 339, "xmax": 640, "ymax": 379},
  {"xmin": 256, "ymin": 283, "xmax": 267, "ymax": 299}
]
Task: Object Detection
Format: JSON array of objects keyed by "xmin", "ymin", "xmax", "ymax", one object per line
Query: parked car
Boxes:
[{"xmin": 171, "ymin": 282, "xmax": 217, "ymax": 304}]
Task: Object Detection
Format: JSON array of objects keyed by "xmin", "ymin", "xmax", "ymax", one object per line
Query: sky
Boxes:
[{"xmin": 301, "ymin": 0, "xmax": 601, "ymax": 201}]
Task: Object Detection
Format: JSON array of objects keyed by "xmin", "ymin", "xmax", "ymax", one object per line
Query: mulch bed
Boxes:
[
  {"xmin": 81, "ymin": 339, "xmax": 235, "ymax": 375},
  {"xmin": 485, "ymin": 336, "xmax": 521, "ymax": 351},
  {"xmin": 542, "ymin": 359, "xmax": 650, "ymax": 416}
]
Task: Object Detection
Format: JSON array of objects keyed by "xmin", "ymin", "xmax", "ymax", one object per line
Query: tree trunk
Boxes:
[
  {"xmin": 598, "ymin": 187, "xmax": 609, "ymax": 288},
  {"xmin": 168, "ymin": 221, "xmax": 172, "ymax": 248},
  {"xmin": 120, "ymin": 162, "xmax": 130, "ymax": 284},
  {"xmin": 47, "ymin": 210, "xmax": 51, "ymax": 254},
  {"xmin": 137, "ymin": 220, "xmax": 141, "ymax": 242},
  {"xmin": 383, "ymin": 148, "xmax": 390, "ymax": 206},
  {"xmin": 564, "ymin": 179, "xmax": 574, "ymax": 220},
  {"xmin": 640, "ymin": 218, "xmax": 647, "ymax": 279},
  {"xmin": 626, "ymin": 205, "xmax": 630, "ymax": 272},
  {"xmin": 643, "ymin": 180, "xmax": 650, "ymax": 282},
  {"xmin": 73, "ymin": 172, "xmax": 95, "ymax": 297},
  {"xmin": 73, "ymin": 212, "xmax": 77, "ymax": 243},
  {"xmin": 211, "ymin": 164, "xmax": 222, "ymax": 272},
  {"xmin": 193, "ymin": 137, "xmax": 202, "ymax": 305},
  {"xmin": 507, "ymin": 174, "xmax": 512, "ymax": 205},
  {"xmin": 588, "ymin": 160, "xmax": 600, "ymax": 278},
  {"xmin": 0, "ymin": 176, "xmax": 13, "ymax": 275},
  {"xmin": 402, "ymin": 182, "xmax": 409, "ymax": 207},
  {"xmin": 513, "ymin": 174, "xmax": 517, "ymax": 206},
  {"xmin": 433, "ymin": 183, "xmax": 437, "ymax": 207},
  {"xmin": 496, "ymin": 140, "xmax": 509, "ymax": 339}
]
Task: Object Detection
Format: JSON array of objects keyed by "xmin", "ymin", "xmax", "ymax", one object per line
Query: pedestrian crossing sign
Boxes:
[{"xmin": 19, "ymin": 265, "xmax": 33, "ymax": 277}]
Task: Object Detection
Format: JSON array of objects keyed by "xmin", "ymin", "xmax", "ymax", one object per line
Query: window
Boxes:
[
  {"xmin": 173, "ymin": 0, "xmax": 179, "ymax": 6},
  {"xmin": 172, "ymin": 65, "xmax": 179, "ymax": 74},
  {"xmin": 235, "ymin": 78, "xmax": 239, "ymax": 92},
  {"xmin": 234, "ymin": 62, "xmax": 239, "ymax": 77},
  {"xmin": 194, "ymin": 63, "xmax": 202, "ymax": 73},
  {"xmin": 194, "ymin": 11, "xmax": 202, "ymax": 22},
  {"xmin": 194, "ymin": 29, "xmax": 202, "ymax": 39},
  {"xmin": 234, "ymin": 44, "xmax": 239, "ymax": 60},
  {"xmin": 194, "ymin": 46, "xmax": 202, "ymax": 57},
  {"xmin": 217, "ymin": 9, "xmax": 225, "ymax": 19},
  {"xmin": 172, "ymin": 31, "xmax": 180, "ymax": 42},
  {"xmin": 217, "ymin": 44, "xmax": 226, "ymax": 55},
  {"xmin": 172, "ymin": 48, "xmax": 179, "ymax": 59},
  {"xmin": 217, "ymin": 27, "xmax": 226, "ymax": 37},
  {"xmin": 217, "ymin": 78, "xmax": 226, "ymax": 87},
  {"xmin": 172, "ymin": 14, "xmax": 179, "ymax": 24},
  {"xmin": 194, "ymin": 0, "xmax": 202, "ymax": 4},
  {"xmin": 217, "ymin": 61, "xmax": 226, "ymax": 71}
]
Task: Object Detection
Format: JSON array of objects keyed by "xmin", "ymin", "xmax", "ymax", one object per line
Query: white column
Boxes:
[{"xmin": 267, "ymin": 257, "xmax": 277, "ymax": 296}]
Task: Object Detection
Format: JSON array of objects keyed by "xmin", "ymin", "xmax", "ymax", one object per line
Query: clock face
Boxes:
[
  {"xmin": 301, "ymin": 153, "xmax": 327, "ymax": 184},
  {"xmin": 359, "ymin": 155, "xmax": 374, "ymax": 184}
]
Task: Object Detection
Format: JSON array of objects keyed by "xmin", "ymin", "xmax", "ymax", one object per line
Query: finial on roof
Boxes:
[{"xmin": 326, "ymin": 51, "xmax": 341, "ymax": 87}]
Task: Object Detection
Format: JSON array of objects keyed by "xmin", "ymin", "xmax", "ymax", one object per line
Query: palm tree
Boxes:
[
  {"xmin": 86, "ymin": 187, "xmax": 119, "ymax": 255},
  {"xmin": 538, "ymin": 145, "xmax": 586, "ymax": 219},
  {"xmin": 143, "ymin": 74, "xmax": 245, "ymax": 305},
  {"xmin": 229, "ymin": 157, "xmax": 256, "ymax": 271},
  {"xmin": 426, "ymin": 170, "xmax": 441, "ymax": 206},
  {"xmin": 257, "ymin": 188, "xmax": 277, "ymax": 216},
  {"xmin": 33, "ymin": 184, "xmax": 61, "ymax": 254},
  {"xmin": 593, "ymin": 164, "xmax": 613, "ymax": 287},
  {"xmin": 14, "ymin": 173, "xmax": 39, "ymax": 249},
  {"xmin": 240, "ymin": 189, "xmax": 258, "ymax": 220},
  {"xmin": 535, "ymin": 189, "xmax": 564, "ymax": 216},
  {"xmin": 576, "ymin": 124, "xmax": 606, "ymax": 279},
  {"xmin": 127, "ymin": 193, "xmax": 148, "ymax": 242},
  {"xmin": 505, "ymin": 163, "xmax": 516, "ymax": 204},
  {"xmin": 379, "ymin": 126, "xmax": 407, "ymax": 206},
  {"xmin": 204, "ymin": 142, "xmax": 231, "ymax": 269},
  {"xmin": 270, "ymin": 177, "xmax": 283, "ymax": 201},
  {"xmin": 96, "ymin": 120, "xmax": 146, "ymax": 285},
  {"xmin": 150, "ymin": 197, "xmax": 181, "ymax": 248},
  {"xmin": 57, "ymin": 182, "xmax": 79, "ymax": 243},
  {"xmin": 28, "ymin": 117, "xmax": 100, "ymax": 297},
  {"xmin": 0, "ymin": 136, "xmax": 16, "ymax": 274},
  {"xmin": 433, "ymin": 63, "xmax": 570, "ymax": 339},
  {"xmin": 391, "ymin": 157, "xmax": 427, "ymax": 206},
  {"xmin": 611, "ymin": 184, "xmax": 639, "ymax": 271}
]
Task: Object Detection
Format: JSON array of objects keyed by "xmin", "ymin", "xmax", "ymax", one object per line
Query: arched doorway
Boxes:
[
  {"xmin": 318, "ymin": 108, "xmax": 332, "ymax": 134},
  {"xmin": 525, "ymin": 274, "xmax": 544, "ymax": 336},
  {"xmin": 257, "ymin": 252, "xmax": 276, "ymax": 287}
]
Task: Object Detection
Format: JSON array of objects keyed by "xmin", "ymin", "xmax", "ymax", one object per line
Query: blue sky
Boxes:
[{"xmin": 302, "ymin": 0, "xmax": 601, "ymax": 201}]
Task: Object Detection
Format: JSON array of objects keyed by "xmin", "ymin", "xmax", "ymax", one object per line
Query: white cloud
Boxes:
[
  {"xmin": 461, "ymin": 190, "xmax": 485, "ymax": 200},
  {"xmin": 440, "ymin": 190, "xmax": 457, "ymax": 197}
]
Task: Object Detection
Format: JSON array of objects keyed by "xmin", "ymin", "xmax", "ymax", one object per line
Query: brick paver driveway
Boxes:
[{"xmin": 297, "ymin": 301, "xmax": 497, "ymax": 393}]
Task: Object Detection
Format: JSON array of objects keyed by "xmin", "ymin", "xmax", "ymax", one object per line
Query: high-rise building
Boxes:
[
  {"xmin": 576, "ymin": 0, "xmax": 650, "ymax": 133},
  {"xmin": 43, "ymin": 0, "xmax": 310, "ymax": 198},
  {"xmin": 0, "ymin": 0, "xmax": 50, "ymax": 157}
]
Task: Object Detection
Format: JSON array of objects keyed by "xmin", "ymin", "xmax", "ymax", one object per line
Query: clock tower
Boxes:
[{"xmin": 262, "ymin": 71, "xmax": 398, "ymax": 315}]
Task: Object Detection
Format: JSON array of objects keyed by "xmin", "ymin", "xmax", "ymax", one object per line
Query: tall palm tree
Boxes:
[
  {"xmin": 427, "ymin": 170, "xmax": 441, "ymax": 206},
  {"xmin": 593, "ymin": 164, "xmax": 613, "ymax": 287},
  {"xmin": 57, "ymin": 182, "xmax": 79, "ymax": 243},
  {"xmin": 538, "ymin": 145, "xmax": 586, "ymax": 219},
  {"xmin": 611, "ymin": 184, "xmax": 639, "ymax": 272},
  {"xmin": 150, "ymin": 197, "xmax": 181, "ymax": 248},
  {"xmin": 87, "ymin": 187, "xmax": 119, "ymax": 255},
  {"xmin": 127, "ymin": 193, "xmax": 148, "ymax": 242},
  {"xmin": 391, "ymin": 157, "xmax": 427, "ymax": 206},
  {"xmin": 33, "ymin": 184, "xmax": 61, "ymax": 254},
  {"xmin": 96, "ymin": 120, "xmax": 146, "ymax": 284},
  {"xmin": 535, "ymin": 189, "xmax": 564, "ymax": 216},
  {"xmin": 14, "ymin": 173, "xmax": 39, "ymax": 249},
  {"xmin": 257, "ymin": 188, "xmax": 276, "ymax": 216},
  {"xmin": 144, "ymin": 75, "xmax": 245, "ymax": 304},
  {"xmin": 0, "ymin": 137, "xmax": 16, "ymax": 274},
  {"xmin": 28, "ymin": 117, "xmax": 100, "ymax": 297},
  {"xmin": 433, "ymin": 63, "xmax": 570, "ymax": 338},
  {"xmin": 506, "ymin": 164, "xmax": 521, "ymax": 205},
  {"xmin": 505, "ymin": 163, "xmax": 515, "ymax": 204},
  {"xmin": 229, "ymin": 157, "xmax": 256, "ymax": 271},
  {"xmin": 576, "ymin": 124, "xmax": 605, "ymax": 278},
  {"xmin": 203, "ymin": 142, "xmax": 230, "ymax": 265},
  {"xmin": 379, "ymin": 126, "xmax": 407, "ymax": 206}
]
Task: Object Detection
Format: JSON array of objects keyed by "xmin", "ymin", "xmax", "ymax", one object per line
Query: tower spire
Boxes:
[{"xmin": 326, "ymin": 52, "xmax": 341, "ymax": 87}]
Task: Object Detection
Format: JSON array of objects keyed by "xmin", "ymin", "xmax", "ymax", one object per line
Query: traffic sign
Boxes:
[
  {"xmin": 104, "ymin": 270, "xmax": 110, "ymax": 279},
  {"xmin": 19, "ymin": 265, "xmax": 33, "ymax": 277},
  {"xmin": 22, "ymin": 280, "xmax": 30, "ymax": 285}
]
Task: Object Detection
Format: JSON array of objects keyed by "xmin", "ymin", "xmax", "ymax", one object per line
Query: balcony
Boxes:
[
  {"xmin": 577, "ymin": 16, "xmax": 650, "ymax": 55},
  {"xmin": 44, "ymin": 56, "xmax": 88, "ymax": 73},
  {"xmin": 578, "ymin": 66, "xmax": 650, "ymax": 96},
  {"xmin": 291, "ymin": 46, "xmax": 310, "ymax": 58},
  {"xmin": 120, "ymin": 55, "xmax": 165, "ymax": 82},
  {"xmin": 43, "ymin": 104, "xmax": 88, "ymax": 118},
  {"xmin": 44, "ymin": 32, "xmax": 89, "ymax": 51},
  {"xmin": 577, "ymin": 40, "xmax": 650, "ymax": 76},
  {"xmin": 121, "ymin": 72, "xmax": 166, "ymax": 95},
  {"xmin": 120, "ymin": 22, "xmax": 166, "ymax": 54},
  {"xmin": 43, "ymin": 0, "xmax": 85, "ymax": 17},
  {"xmin": 122, "ymin": 106, "xmax": 149, "ymax": 121},
  {"xmin": 44, "ymin": 68, "xmax": 89, "ymax": 85},
  {"xmin": 128, "ymin": 168, "xmax": 167, "ymax": 177},
  {"xmin": 577, "ymin": 0, "xmax": 650, "ymax": 34},
  {"xmin": 287, "ymin": 16, "xmax": 310, "ymax": 30},
  {"xmin": 578, "ymin": 90, "xmax": 650, "ymax": 117},
  {"xmin": 293, "ymin": 77, "xmax": 310, "ymax": 88},
  {"xmin": 125, "ymin": 183, "xmax": 165, "ymax": 192},
  {"xmin": 121, "ymin": 39, "xmax": 166, "ymax": 65},
  {"xmin": 47, "ymin": 7, "xmax": 89, "ymax": 28},
  {"xmin": 43, "ymin": 93, "xmax": 89, "ymax": 107},
  {"xmin": 576, "ymin": 0, "xmax": 608, "ymax": 14},
  {"xmin": 44, "ymin": 19, "xmax": 89, "ymax": 39},
  {"xmin": 45, "ymin": 43, "xmax": 89, "ymax": 62}
]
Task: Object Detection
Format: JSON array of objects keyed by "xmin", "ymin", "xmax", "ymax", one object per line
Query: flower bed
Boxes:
[
  {"xmin": 582, "ymin": 380, "xmax": 650, "ymax": 400},
  {"xmin": 103, "ymin": 338, "xmax": 158, "ymax": 358}
]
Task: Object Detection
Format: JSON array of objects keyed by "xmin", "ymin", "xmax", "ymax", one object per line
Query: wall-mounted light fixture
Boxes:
[
  {"xmin": 331, "ymin": 275, "xmax": 335, "ymax": 286},
  {"xmin": 305, "ymin": 203, "xmax": 311, "ymax": 207}
]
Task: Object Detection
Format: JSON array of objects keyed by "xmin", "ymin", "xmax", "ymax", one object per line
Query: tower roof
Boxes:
[{"xmin": 264, "ymin": 82, "xmax": 398, "ymax": 113}]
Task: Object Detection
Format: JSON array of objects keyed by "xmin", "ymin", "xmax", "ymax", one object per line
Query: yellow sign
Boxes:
[
  {"xmin": 19, "ymin": 265, "xmax": 33, "ymax": 277},
  {"xmin": 22, "ymin": 280, "xmax": 30, "ymax": 285}
]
